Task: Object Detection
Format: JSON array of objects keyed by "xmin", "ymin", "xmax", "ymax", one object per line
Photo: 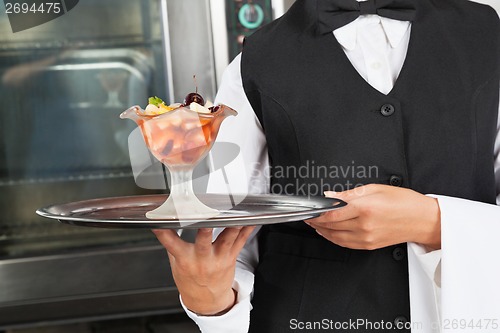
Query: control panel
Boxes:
[{"xmin": 225, "ymin": 0, "xmax": 273, "ymax": 60}]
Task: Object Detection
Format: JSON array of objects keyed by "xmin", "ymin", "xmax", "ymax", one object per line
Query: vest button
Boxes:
[
  {"xmin": 394, "ymin": 315, "xmax": 409, "ymax": 328},
  {"xmin": 392, "ymin": 247, "xmax": 406, "ymax": 261},
  {"xmin": 380, "ymin": 103, "xmax": 395, "ymax": 116},
  {"xmin": 389, "ymin": 175, "xmax": 403, "ymax": 187}
]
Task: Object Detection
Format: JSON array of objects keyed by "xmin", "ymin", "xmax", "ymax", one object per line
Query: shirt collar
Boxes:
[
  {"xmin": 381, "ymin": 17, "xmax": 411, "ymax": 48},
  {"xmin": 333, "ymin": 16, "xmax": 411, "ymax": 51}
]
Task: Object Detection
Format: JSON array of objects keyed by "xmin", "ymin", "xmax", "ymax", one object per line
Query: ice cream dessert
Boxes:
[
  {"xmin": 129, "ymin": 93, "xmax": 224, "ymax": 165},
  {"xmin": 143, "ymin": 93, "xmax": 218, "ymax": 115},
  {"xmin": 120, "ymin": 90, "xmax": 237, "ymax": 219}
]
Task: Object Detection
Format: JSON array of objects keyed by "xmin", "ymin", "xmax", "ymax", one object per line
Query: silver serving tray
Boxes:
[{"xmin": 36, "ymin": 194, "xmax": 347, "ymax": 229}]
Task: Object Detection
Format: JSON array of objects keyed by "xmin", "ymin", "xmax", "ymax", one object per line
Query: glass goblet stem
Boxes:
[{"xmin": 145, "ymin": 165, "xmax": 218, "ymax": 220}]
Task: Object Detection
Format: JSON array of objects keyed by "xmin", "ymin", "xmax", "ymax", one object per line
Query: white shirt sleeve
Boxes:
[{"xmin": 207, "ymin": 53, "xmax": 270, "ymax": 196}]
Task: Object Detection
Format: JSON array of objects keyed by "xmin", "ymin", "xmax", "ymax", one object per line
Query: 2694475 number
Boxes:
[
  {"xmin": 443, "ymin": 319, "xmax": 499, "ymax": 330},
  {"xmin": 5, "ymin": 2, "xmax": 61, "ymax": 14}
]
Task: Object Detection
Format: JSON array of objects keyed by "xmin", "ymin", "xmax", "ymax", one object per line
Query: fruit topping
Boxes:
[
  {"xmin": 148, "ymin": 96, "xmax": 165, "ymax": 107},
  {"xmin": 209, "ymin": 105, "xmax": 220, "ymax": 113},
  {"xmin": 144, "ymin": 102, "xmax": 176, "ymax": 116},
  {"xmin": 144, "ymin": 76, "xmax": 218, "ymax": 116},
  {"xmin": 183, "ymin": 92, "xmax": 205, "ymax": 107},
  {"xmin": 189, "ymin": 102, "xmax": 211, "ymax": 114}
]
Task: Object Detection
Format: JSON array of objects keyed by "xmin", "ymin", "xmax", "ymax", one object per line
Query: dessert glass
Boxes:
[{"xmin": 120, "ymin": 104, "xmax": 236, "ymax": 219}]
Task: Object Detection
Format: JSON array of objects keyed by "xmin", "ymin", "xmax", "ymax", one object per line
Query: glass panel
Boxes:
[{"xmin": 0, "ymin": 0, "xmax": 168, "ymax": 257}]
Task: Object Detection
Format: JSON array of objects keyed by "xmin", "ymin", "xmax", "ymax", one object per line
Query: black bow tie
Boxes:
[{"xmin": 317, "ymin": 0, "xmax": 417, "ymax": 34}]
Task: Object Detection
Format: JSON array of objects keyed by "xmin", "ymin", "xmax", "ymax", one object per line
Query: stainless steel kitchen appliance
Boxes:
[{"xmin": 0, "ymin": 0, "xmax": 216, "ymax": 330}]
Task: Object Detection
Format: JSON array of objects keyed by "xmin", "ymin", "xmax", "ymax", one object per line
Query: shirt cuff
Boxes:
[
  {"xmin": 406, "ymin": 194, "xmax": 444, "ymax": 287},
  {"xmin": 180, "ymin": 267, "xmax": 254, "ymax": 333},
  {"xmin": 407, "ymin": 242, "xmax": 442, "ymax": 288}
]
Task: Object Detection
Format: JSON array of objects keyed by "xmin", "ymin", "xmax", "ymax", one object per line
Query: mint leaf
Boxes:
[{"xmin": 148, "ymin": 96, "xmax": 164, "ymax": 107}]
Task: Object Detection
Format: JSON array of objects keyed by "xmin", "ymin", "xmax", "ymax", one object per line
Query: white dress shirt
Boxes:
[{"xmin": 182, "ymin": 11, "xmax": 500, "ymax": 333}]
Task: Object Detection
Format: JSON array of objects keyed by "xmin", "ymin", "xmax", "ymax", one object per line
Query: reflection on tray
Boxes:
[
  {"xmin": 219, "ymin": 210, "xmax": 252, "ymax": 216},
  {"xmin": 36, "ymin": 194, "xmax": 347, "ymax": 229}
]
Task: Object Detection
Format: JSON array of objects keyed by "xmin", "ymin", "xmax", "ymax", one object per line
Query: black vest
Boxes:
[{"xmin": 241, "ymin": 0, "xmax": 499, "ymax": 332}]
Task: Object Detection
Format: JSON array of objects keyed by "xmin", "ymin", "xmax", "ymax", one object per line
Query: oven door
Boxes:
[{"xmin": 0, "ymin": 0, "xmax": 216, "ymax": 329}]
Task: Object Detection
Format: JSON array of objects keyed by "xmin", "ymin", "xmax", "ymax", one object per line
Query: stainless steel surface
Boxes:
[
  {"xmin": 0, "ymin": 244, "xmax": 181, "ymax": 330},
  {"xmin": 51, "ymin": 49, "xmax": 151, "ymax": 85},
  {"xmin": 0, "ymin": 0, "xmax": 167, "ymax": 256},
  {"xmin": 0, "ymin": 245, "xmax": 172, "ymax": 304},
  {"xmin": 0, "ymin": 1, "xmax": 163, "ymax": 52},
  {"xmin": 209, "ymin": 0, "xmax": 229, "ymax": 86},
  {"xmin": 164, "ymin": 0, "xmax": 217, "ymax": 103},
  {"xmin": 37, "ymin": 194, "xmax": 347, "ymax": 229},
  {"xmin": 46, "ymin": 48, "xmax": 151, "ymax": 113},
  {"xmin": 0, "ymin": 0, "xmax": 221, "ymax": 257},
  {"xmin": 160, "ymin": 0, "xmax": 175, "ymax": 104}
]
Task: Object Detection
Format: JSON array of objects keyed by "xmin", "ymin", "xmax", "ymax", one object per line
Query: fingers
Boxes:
[
  {"xmin": 324, "ymin": 184, "xmax": 380, "ymax": 201},
  {"xmin": 309, "ymin": 219, "xmax": 356, "ymax": 231},
  {"xmin": 231, "ymin": 226, "xmax": 257, "ymax": 255},
  {"xmin": 194, "ymin": 226, "xmax": 254, "ymax": 257},
  {"xmin": 214, "ymin": 226, "xmax": 257, "ymax": 256},
  {"xmin": 310, "ymin": 184, "xmax": 383, "ymax": 226},
  {"xmin": 314, "ymin": 226, "xmax": 349, "ymax": 239},
  {"xmin": 213, "ymin": 227, "xmax": 243, "ymax": 254},
  {"xmin": 313, "ymin": 227, "xmax": 359, "ymax": 248},
  {"xmin": 152, "ymin": 229, "xmax": 187, "ymax": 258},
  {"xmin": 154, "ymin": 226, "xmax": 256, "ymax": 260},
  {"xmin": 194, "ymin": 228, "xmax": 215, "ymax": 257}
]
